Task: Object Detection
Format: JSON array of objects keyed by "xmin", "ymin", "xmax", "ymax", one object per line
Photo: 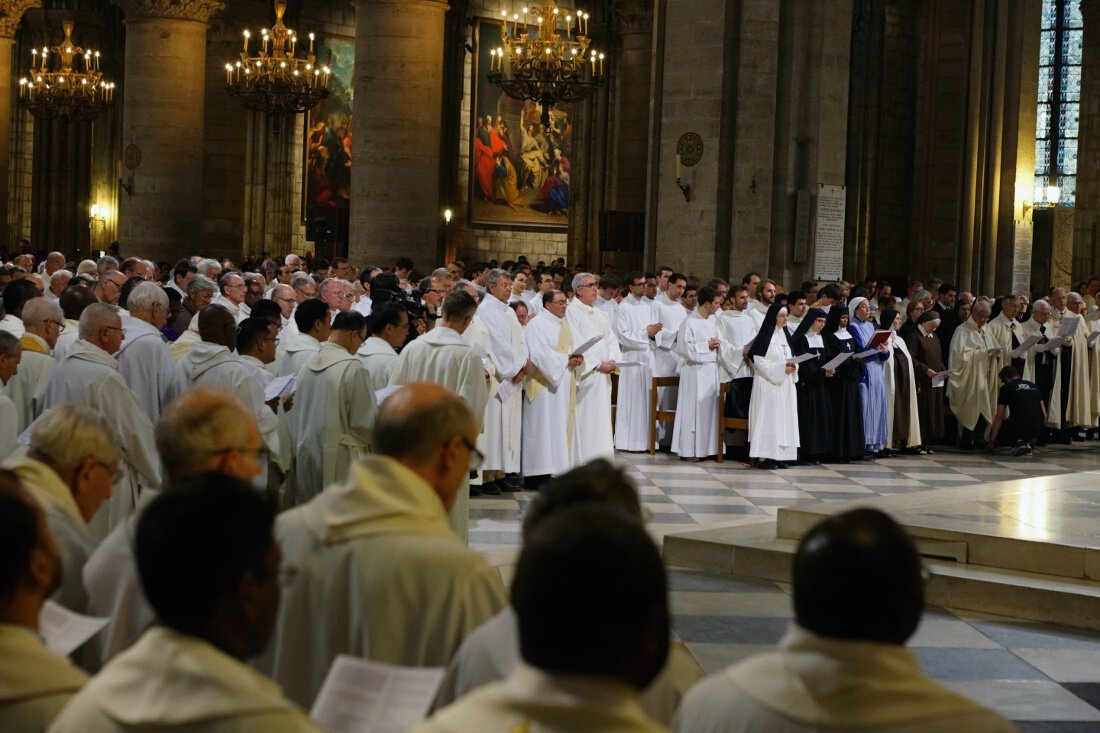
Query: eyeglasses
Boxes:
[
  {"xmin": 207, "ymin": 446, "xmax": 271, "ymax": 462},
  {"xmin": 46, "ymin": 319, "xmax": 65, "ymax": 332},
  {"xmin": 102, "ymin": 325, "xmax": 126, "ymax": 337},
  {"xmin": 578, "ymin": 282, "xmax": 598, "ymax": 290},
  {"xmin": 461, "ymin": 437, "xmax": 484, "ymax": 472}
]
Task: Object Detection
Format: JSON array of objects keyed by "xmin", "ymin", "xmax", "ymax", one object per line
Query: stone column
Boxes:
[
  {"xmin": 113, "ymin": 0, "xmax": 222, "ymax": 262},
  {"xmin": 349, "ymin": 0, "xmax": 449, "ymax": 270},
  {"xmin": 0, "ymin": 1, "xmax": 40, "ymax": 246}
]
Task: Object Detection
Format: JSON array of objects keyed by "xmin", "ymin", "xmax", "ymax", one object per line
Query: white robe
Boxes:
[
  {"xmin": 674, "ymin": 624, "xmax": 1016, "ymax": 733},
  {"xmin": 476, "ymin": 296, "xmax": 527, "ymax": 474},
  {"xmin": 356, "ymin": 335, "xmax": 398, "ymax": 388},
  {"xmin": 210, "ymin": 294, "xmax": 249, "ymax": 324},
  {"xmin": 432, "ymin": 606, "xmax": 703, "ymax": 726},
  {"xmin": 389, "ymin": 325, "xmax": 490, "ymax": 541},
  {"xmin": 650, "ymin": 293, "xmax": 688, "ymax": 442},
  {"xmin": 51, "ymin": 317, "xmax": 81, "ymax": 363},
  {"xmin": 672, "ymin": 311, "xmax": 737, "ymax": 458},
  {"xmin": 521, "ymin": 311, "xmax": 574, "ymax": 476},
  {"xmin": 287, "ymin": 342, "xmax": 376, "ymax": 504},
  {"xmin": 747, "ymin": 329, "xmax": 800, "ymax": 461},
  {"xmin": 50, "ymin": 626, "xmax": 318, "ymax": 733},
  {"xmin": 116, "ymin": 316, "xmax": 180, "ymax": 424},
  {"xmin": 0, "ymin": 312, "xmax": 24, "ymax": 337},
  {"xmin": 275, "ymin": 333, "xmax": 321, "ymax": 378},
  {"xmin": 417, "ymin": 664, "xmax": 666, "ymax": 733},
  {"xmin": 947, "ymin": 320, "xmax": 997, "ymax": 431},
  {"xmin": 255, "ymin": 456, "xmax": 507, "ymax": 708},
  {"xmin": 44, "ymin": 339, "xmax": 161, "ymax": 543},
  {"xmin": 614, "ymin": 294, "xmax": 658, "ymax": 451},
  {"xmin": 566, "ymin": 300, "xmax": 621, "ymax": 464},
  {"xmin": 596, "ymin": 295, "xmax": 621, "ymax": 333},
  {"xmin": 716, "ymin": 309, "xmax": 757, "ymax": 380},
  {"xmin": 0, "ymin": 624, "xmax": 87, "ymax": 732},
  {"xmin": 0, "ymin": 392, "xmax": 16, "ymax": 463},
  {"xmin": 4, "ymin": 333, "xmax": 53, "ymax": 433}
]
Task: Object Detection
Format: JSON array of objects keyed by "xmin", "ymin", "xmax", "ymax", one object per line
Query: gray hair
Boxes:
[
  {"xmin": 1068, "ymin": 291, "xmax": 1084, "ymax": 305},
  {"xmin": 96, "ymin": 255, "xmax": 119, "ymax": 276},
  {"xmin": 20, "ymin": 297, "xmax": 63, "ymax": 327},
  {"xmin": 290, "ymin": 272, "xmax": 314, "ymax": 290},
  {"xmin": 196, "ymin": 258, "xmax": 221, "ymax": 277},
  {"xmin": 572, "ymin": 272, "xmax": 596, "ymax": 290},
  {"xmin": 430, "ymin": 267, "xmax": 453, "ymax": 281},
  {"xmin": 127, "ymin": 281, "xmax": 169, "ymax": 314},
  {"xmin": 484, "ymin": 268, "xmax": 513, "ymax": 288},
  {"xmin": 0, "ymin": 331, "xmax": 19, "ymax": 357},
  {"xmin": 187, "ymin": 274, "xmax": 217, "ymax": 297},
  {"xmin": 78, "ymin": 302, "xmax": 121, "ymax": 339},
  {"xmin": 1031, "ymin": 299, "xmax": 1052, "ymax": 314},
  {"xmin": 971, "ymin": 300, "xmax": 992, "ymax": 315},
  {"xmin": 155, "ymin": 389, "xmax": 254, "ymax": 482},
  {"xmin": 49, "ymin": 269, "xmax": 72, "ymax": 287},
  {"xmin": 244, "ymin": 272, "xmax": 265, "ymax": 285},
  {"xmin": 320, "ymin": 277, "xmax": 343, "ymax": 296},
  {"xmin": 912, "ymin": 289, "xmax": 932, "ymax": 303},
  {"xmin": 27, "ymin": 403, "xmax": 119, "ymax": 475}
]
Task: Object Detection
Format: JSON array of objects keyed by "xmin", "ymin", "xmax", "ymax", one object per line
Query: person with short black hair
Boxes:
[
  {"xmin": 278, "ymin": 298, "xmax": 330, "ymax": 377},
  {"xmin": 990, "ymin": 365, "xmax": 1046, "ymax": 455},
  {"xmin": 676, "ymin": 508, "xmax": 1015, "ymax": 732},
  {"xmin": 357, "ymin": 302, "xmax": 407, "ymax": 386},
  {"xmin": 259, "ymin": 384, "xmax": 505, "ymax": 707},
  {"xmin": 418, "ymin": 503, "xmax": 670, "ymax": 733},
  {"xmin": 51, "ymin": 474, "xmax": 318, "ymax": 733}
]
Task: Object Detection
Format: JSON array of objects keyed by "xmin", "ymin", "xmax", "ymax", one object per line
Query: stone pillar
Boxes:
[
  {"xmin": 349, "ymin": 0, "xmax": 449, "ymax": 271},
  {"xmin": 0, "ymin": 1, "xmax": 40, "ymax": 247},
  {"xmin": 114, "ymin": 0, "xmax": 222, "ymax": 262}
]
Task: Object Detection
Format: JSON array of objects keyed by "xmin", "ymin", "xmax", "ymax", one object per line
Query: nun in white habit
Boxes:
[{"xmin": 748, "ymin": 303, "xmax": 800, "ymax": 468}]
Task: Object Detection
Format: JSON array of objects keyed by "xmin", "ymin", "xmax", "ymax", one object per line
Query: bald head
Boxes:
[
  {"xmin": 793, "ymin": 508, "xmax": 924, "ymax": 645},
  {"xmin": 198, "ymin": 303, "xmax": 236, "ymax": 349},
  {"xmin": 156, "ymin": 389, "xmax": 261, "ymax": 485}
]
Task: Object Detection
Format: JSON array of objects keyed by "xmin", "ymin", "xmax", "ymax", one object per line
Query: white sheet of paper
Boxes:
[
  {"xmin": 986, "ymin": 347, "xmax": 1003, "ymax": 355},
  {"xmin": 820, "ymin": 352, "xmax": 852, "ymax": 371},
  {"xmin": 264, "ymin": 374, "xmax": 296, "ymax": 402},
  {"xmin": 853, "ymin": 348, "xmax": 879, "ymax": 360},
  {"xmin": 612, "ymin": 361, "xmax": 644, "ymax": 368},
  {"xmin": 569, "ymin": 334, "xmax": 604, "ymax": 357},
  {"xmin": 39, "ymin": 600, "xmax": 109, "ymax": 656},
  {"xmin": 1058, "ymin": 315, "xmax": 1081, "ymax": 339},
  {"xmin": 375, "ymin": 385, "xmax": 401, "ymax": 404},
  {"xmin": 932, "ymin": 376, "xmax": 947, "ymax": 388},
  {"xmin": 785, "ymin": 353, "xmax": 817, "ymax": 366},
  {"xmin": 310, "ymin": 655, "xmax": 445, "ymax": 733},
  {"xmin": 1010, "ymin": 335, "xmax": 1041, "ymax": 357},
  {"xmin": 1036, "ymin": 337, "xmax": 1063, "ymax": 353},
  {"xmin": 496, "ymin": 377, "xmax": 517, "ymax": 404}
]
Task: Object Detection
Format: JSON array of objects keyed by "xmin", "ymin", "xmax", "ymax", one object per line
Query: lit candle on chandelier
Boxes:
[
  {"xmin": 225, "ymin": 63, "xmax": 233, "ymax": 85},
  {"xmin": 309, "ymin": 32, "xmax": 315, "ymax": 55},
  {"xmin": 566, "ymin": 15, "xmax": 572, "ymax": 36},
  {"xmin": 243, "ymin": 29, "xmax": 250, "ymax": 52}
]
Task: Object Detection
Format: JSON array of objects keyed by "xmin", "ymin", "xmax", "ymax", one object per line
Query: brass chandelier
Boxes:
[
  {"xmin": 18, "ymin": 20, "xmax": 115, "ymax": 122},
  {"xmin": 225, "ymin": 0, "xmax": 330, "ymax": 134},
  {"xmin": 488, "ymin": 1, "xmax": 605, "ymax": 131}
]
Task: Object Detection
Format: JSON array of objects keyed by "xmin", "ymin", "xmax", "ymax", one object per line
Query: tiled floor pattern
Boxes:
[{"xmin": 470, "ymin": 444, "xmax": 1100, "ymax": 730}]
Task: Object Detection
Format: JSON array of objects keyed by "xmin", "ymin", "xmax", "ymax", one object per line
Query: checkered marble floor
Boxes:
[{"xmin": 471, "ymin": 443, "xmax": 1100, "ymax": 730}]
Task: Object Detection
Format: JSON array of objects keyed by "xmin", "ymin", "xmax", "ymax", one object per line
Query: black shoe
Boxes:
[
  {"xmin": 758, "ymin": 459, "xmax": 777, "ymax": 470},
  {"xmin": 1012, "ymin": 440, "xmax": 1028, "ymax": 457},
  {"xmin": 501, "ymin": 474, "xmax": 524, "ymax": 492},
  {"xmin": 480, "ymin": 481, "xmax": 503, "ymax": 496},
  {"xmin": 470, "ymin": 485, "xmax": 482, "ymax": 497},
  {"xmin": 863, "ymin": 453, "xmax": 877, "ymax": 462},
  {"xmin": 774, "ymin": 461, "xmax": 789, "ymax": 469}
]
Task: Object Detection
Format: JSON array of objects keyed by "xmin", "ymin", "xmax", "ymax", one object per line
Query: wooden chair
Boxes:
[
  {"xmin": 716, "ymin": 381, "xmax": 749, "ymax": 463},
  {"xmin": 649, "ymin": 376, "xmax": 679, "ymax": 454}
]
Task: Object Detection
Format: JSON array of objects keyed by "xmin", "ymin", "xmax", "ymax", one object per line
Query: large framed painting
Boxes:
[
  {"xmin": 470, "ymin": 18, "xmax": 573, "ymax": 229},
  {"xmin": 303, "ymin": 36, "xmax": 354, "ymax": 215}
]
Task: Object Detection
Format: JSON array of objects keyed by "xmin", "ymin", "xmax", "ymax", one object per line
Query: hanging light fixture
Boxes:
[
  {"xmin": 18, "ymin": 20, "xmax": 115, "ymax": 122},
  {"xmin": 488, "ymin": 1, "xmax": 605, "ymax": 131},
  {"xmin": 225, "ymin": 0, "xmax": 330, "ymax": 135}
]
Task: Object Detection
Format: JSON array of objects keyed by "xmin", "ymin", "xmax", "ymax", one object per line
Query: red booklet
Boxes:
[{"xmin": 866, "ymin": 330, "xmax": 891, "ymax": 349}]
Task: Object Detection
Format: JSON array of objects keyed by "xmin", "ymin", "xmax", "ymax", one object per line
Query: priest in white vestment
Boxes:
[
  {"xmin": 116, "ymin": 282, "xmax": 180, "ymax": 423},
  {"xmin": 52, "ymin": 475, "xmax": 319, "ymax": 733},
  {"xmin": 389, "ymin": 290, "xmax": 490, "ymax": 539},
  {"xmin": 2, "ymin": 405, "xmax": 118, "ymax": 614},
  {"xmin": 1047, "ymin": 292, "xmax": 1093, "ymax": 431},
  {"xmin": 257, "ymin": 385, "xmax": 507, "ymax": 707},
  {"xmin": 276, "ymin": 299, "xmax": 330, "ymax": 377},
  {"xmin": 356, "ymin": 301, "xmax": 407, "ymax": 387},
  {"xmin": 209, "ymin": 272, "xmax": 250, "ymax": 323},
  {"xmin": 566, "ymin": 273, "xmax": 621, "ymax": 463},
  {"xmin": 615, "ymin": 274, "xmax": 661, "ymax": 451},
  {"xmin": 0, "ymin": 482, "xmax": 88, "ymax": 732},
  {"xmin": 288, "ymin": 312, "xmax": 376, "ymax": 504},
  {"xmin": 947, "ymin": 301, "xmax": 999, "ymax": 442},
  {"xmin": 4, "ymin": 297, "xmax": 59, "ymax": 433},
  {"xmin": 650, "ymin": 275, "xmax": 689, "ymax": 444},
  {"xmin": 476, "ymin": 269, "xmax": 530, "ymax": 480},
  {"xmin": 43, "ymin": 304, "xmax": 161, "ymax": 543},
  {"xmin": 746, "ymin": 303, "xmax": 800, "ymax": 466},
  {"xmin": 521, "ymin": 291, "xmax": 580, "ymax": 477},
  {"xmin": 675, "ymin": 508, "xmax": 1015, "ymax": 733}
]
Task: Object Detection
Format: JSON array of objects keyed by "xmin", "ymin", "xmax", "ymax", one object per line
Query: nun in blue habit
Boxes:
[{"xmin": 848, "ymin": 296, "xmax": 890, "ymax": 456}]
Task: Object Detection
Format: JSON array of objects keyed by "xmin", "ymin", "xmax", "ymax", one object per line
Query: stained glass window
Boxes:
[{"xmin": 1036, "ymin": 0, "xmax": 1082, "ymax": 206}]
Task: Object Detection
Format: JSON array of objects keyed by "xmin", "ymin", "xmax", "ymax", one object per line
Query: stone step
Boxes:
[{"xmin": 662, "ymin": 519, "xmax": 1100, "ymax": 631}]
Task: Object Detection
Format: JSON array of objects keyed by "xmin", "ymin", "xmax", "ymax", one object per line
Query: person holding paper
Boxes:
[
  {"xmin": 880, "ymin": 308, "xmax": 922, "ymax": 456},
  {"xmin": 614, "ymin": 273, "xmax": 661, "ymax": 451},
  {"xmin": 258, "ymin": 385, "xmax": 506, "ymax": 708},
  {"xmin": 947, "ymin": 300, "xmax": 1002, "ymax": 449},
  {"xmin": 0, "ymin": 475, "xmax": 89, "ymax": 732},
  {"xmin": 52, "ymin": 475, "xmax": 319, "ymax": 733},
  {"xmin": 848, "ymin": 297, "xmax": 890, "ymax": 457},
  {"xmin": 417, "ymin": 504, "xmax": 669, "ymax": 733},
  {"xmin": 790, "ymin": 308, "xmax": 833, "ymax": 465},
  {"xmin": 521, "ymin": 290, "xmax": 580, "ymax": 480},
  {"xmin": 904, "ymin": 312, "xmax": 947, "ymax": 451},
  {"xmin": 1046, "ymin": 293, "xmax": 1092, "ymax": 442},
  {"xmin": 746, "ymin": 303, "xmax": 799, "ymax": 468},
  {"xmin": 672, "ymin": 286, "xmax": 736, "ymax": 460},
  {"xmin": 650, "ymin": 273, "xmax": 689, "ymax": 447},
  {"xmin": 823, "ymin": 307, "xmax": 865, "ymax": 462},
  {"xmin": 476, "ymin": 269, "xmax": 530, "ymax": 492},
  {"xmin": 566, "ymin": 273, "xmax": 621, "ymax": 464},
  {"xmin": 988, "ymin": 294, "xmax": 1024, "ymax": 377},
  {"xmin": 288, "ymin": 312, "xmax": 376, "ymax": 506}
]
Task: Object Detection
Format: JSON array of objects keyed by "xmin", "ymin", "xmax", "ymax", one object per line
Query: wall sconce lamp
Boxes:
[
  {"xmin": 443, "ymin": 208, "xmax": 453, "ymax": 224},
  {"xmin": 1023, "ymin": 184, "xmax": 1061, "ymax": 214},
  {"xmin": 89, "ymin": 203, "xmax": 107, "ymax": 227}
]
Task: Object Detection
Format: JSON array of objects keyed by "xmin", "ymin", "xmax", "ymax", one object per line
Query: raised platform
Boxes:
[{"xmin": 663, "ymin": 472, "xmax": 1100, "ymax": 630}]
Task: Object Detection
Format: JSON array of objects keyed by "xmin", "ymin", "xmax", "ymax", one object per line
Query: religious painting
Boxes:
[
  {"xmin": 303, "ymin": 36, "xmax": 354, "ymax": 214},
  {"xmin": 470, "ymin": 19, "xmax": 573, "ymax": 229}
]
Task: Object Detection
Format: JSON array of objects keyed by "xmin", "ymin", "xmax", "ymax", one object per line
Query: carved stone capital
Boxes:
[
  {"xmin": 612, "ymin": 0, "xmax": 652, "ymax": 35},
  {"xmin": 113, "ymin": 0, "xmax": 224, "ymax": 24},
  {"xmin": 0, "ymin": 0, "xmax": 41, "ymax": 40}
]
